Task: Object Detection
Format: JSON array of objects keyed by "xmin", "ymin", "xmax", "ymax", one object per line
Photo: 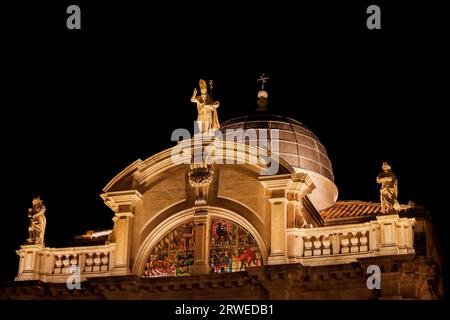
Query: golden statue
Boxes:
[
  {"xmin": 191, "ymin": 79, "xmax": 220, "ymax": 135},
  {"xmin": 377, "ymin": 162, "xmax": 400, "ymax": 213},
  {"xmin": 26, "ymin": 197, "xmax": 47, "ymax": 246}
]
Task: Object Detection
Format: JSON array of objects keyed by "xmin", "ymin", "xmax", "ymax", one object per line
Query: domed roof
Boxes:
[{"xmin": 220, "ymin": 112, "xmax": 334, "ymax": 181}]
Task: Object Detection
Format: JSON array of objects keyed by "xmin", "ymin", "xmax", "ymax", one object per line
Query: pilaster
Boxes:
[
  {"xmin": 261, "ymin": 173, "xmax": 315, "ymax": 264},
  {"xmin": 191, "ymin": 207, "xmax": 211, "ymax": 275},
  {"xmin": 100, "ymin": 190, "xmax": 142, "ymax": 275}
]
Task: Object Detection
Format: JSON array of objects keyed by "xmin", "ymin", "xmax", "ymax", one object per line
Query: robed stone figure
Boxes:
[
  {"xmin": 377, "ymin": 162, "xmax": 400, "ymax": 213},
  {"xmin": 26, "ymin": 197, "xmax": 47, "ymax": 246},
  {"xmin": 191, "ymin": 79, "xmax": 220, "ymax": 135}
]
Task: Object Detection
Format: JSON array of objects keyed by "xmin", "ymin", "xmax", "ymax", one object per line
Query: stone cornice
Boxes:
[
  {"xmin": 1, "ymin": 255, "xmax": 438, "ymax": 300},
  {"xmin": 259, "ymin": 174, "xmax": 292, "ymax": 192},
  {"xmin": 100, "ymin": 190, "xmax": 143, "ymax": 214},
  {"xmin": 102, "ymin": 160, "xmax": 143, "ymax": 193},
  {"xmin": 260, "ymin": 172, "xmax": 315, "ymax": 198}
]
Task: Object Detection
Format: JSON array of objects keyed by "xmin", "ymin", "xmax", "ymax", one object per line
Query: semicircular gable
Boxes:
[{"xmin": 103, "ymin": 139, "xmax": 295, "ymax": 193}]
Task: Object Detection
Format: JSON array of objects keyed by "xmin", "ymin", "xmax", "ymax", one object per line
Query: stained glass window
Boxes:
[
  {"xmin": 142, "ymin": 221, "xmax": 195, "ymax": 278},
  {"xmin": 209, "ymin": 218, "xmax": 262, "ymax": 273}
]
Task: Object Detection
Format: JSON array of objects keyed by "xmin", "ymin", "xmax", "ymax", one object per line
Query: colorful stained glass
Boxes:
[
  {"xmin": 142, "ymin": 221, "xmax": 195, "ymax": 278},
  {"xmin": 209, "ymin": 218, "xmax": 262, "ymax": 273}
]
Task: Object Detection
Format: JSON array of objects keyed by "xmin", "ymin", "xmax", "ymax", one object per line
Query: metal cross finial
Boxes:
[{"xmin": 257, "ymin": 74, "xmax": 270, "ymax": 90}]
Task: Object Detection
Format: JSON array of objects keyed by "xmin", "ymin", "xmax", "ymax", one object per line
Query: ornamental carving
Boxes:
[
  {"xmin": 188, "ymin": 165, "xmax": 214, "ymax": 186},
  {"xmin": 188, "ymin": 164, "xmax": 214, "ymax": 205}
]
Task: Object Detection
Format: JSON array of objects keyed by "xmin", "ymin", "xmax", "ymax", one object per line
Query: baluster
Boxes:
[
  {"xmin": 304, "ymin": 237, "xmax": 313, "ymax": 257},
  {"xmin": 70, "ymin": 254, "xmax": 78, "ymax": 267},
  {"xmin": 350, "ymin": 232, "xmax": 359, "ymax": 253},
  {"xmin": 62, "ymin": 254, "xmax": 71, "ymax": 274},
  {"xmin": 101, "ymin": 252, "xmax": 109, "ymax": 271},
  {"xmin": 93, "ymin": 252, "xmax": 102, "ymax": 272},
  {"xmin": 85, "ymin": 253, "xmax": 94, "ymax": 272},
  {"xmin": 313, "ymin": 237, "xmax": 322, "ymax": 256},
  {"xmin": 54, "ymin": 254, "xmax": 63, "ymax": 274},
  {"xmin": 322, "ymin": 236, "xmax": 331, "ymax": 255},
  {"xmin": 340, "ymin": 234, "xmax": 350, "ymax": 254},
  {"xmin": 359, "ymin": 231, "xmax": 368, "ymax": 252}
]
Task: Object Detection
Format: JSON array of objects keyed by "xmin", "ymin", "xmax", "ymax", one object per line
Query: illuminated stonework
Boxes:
[{"xmin": 8, "ymin": 84, "xmax": 443, "ymax": 300}]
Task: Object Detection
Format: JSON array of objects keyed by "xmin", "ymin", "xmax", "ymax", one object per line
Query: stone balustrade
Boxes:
[
  {"xmin": 287, "ymin": 214, "xmax": 415, "ymax": 265},
  {"xmin": 16, "ymin": 244, "xmax": 116, "ymax": 283},
  {"xmin": 15, "ymin": 215, "xmax": 415, "ymax": 283}
]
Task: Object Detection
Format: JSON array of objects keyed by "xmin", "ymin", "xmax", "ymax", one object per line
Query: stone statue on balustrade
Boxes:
[
  {"xmin": 377, "ymin": 162, "xmax": 400, "ymax": 214},
  {"xmin": 191, "ymin": 79, "xmax": 220, "ymax": 135},
  {"xmin": 26, "ymin": 197, "xmax": 47, "ymax": 246}
]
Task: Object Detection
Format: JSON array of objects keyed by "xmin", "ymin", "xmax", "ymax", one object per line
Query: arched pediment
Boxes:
[
  {"xmin": 101, "ymin": 138, "xmax": 302, "ymax": 278},
  {"xmin": 102, "ymin": 138, "xmax": 295, "ymax": 194}
]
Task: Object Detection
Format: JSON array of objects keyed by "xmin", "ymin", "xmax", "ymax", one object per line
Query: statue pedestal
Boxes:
[
  {"xmin": 15, "ymin": 244, "xmax": 44, "ymax": 281},
  {"xmin": 376, "ymin": 215, "xmax": 400, "ymax": 255}
]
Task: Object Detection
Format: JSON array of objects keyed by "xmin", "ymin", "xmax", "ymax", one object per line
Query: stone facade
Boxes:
[{"xmin": 3, "ymin": 114, "xmax": 444, "ymax": 300}]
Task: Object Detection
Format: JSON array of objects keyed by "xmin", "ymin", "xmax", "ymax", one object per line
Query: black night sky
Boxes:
[{"xmin": 0, "ymin": 0, "xmax": 447, "ymax": 289}]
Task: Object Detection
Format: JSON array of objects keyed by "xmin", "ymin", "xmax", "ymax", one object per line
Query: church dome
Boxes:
[
  {"xmin": 219, "ymin": 90, "xmax": 338, "ymax": 211},
  {"xmin": 220, "ymin": 113, "xmax": 334, "ymax": 181}
]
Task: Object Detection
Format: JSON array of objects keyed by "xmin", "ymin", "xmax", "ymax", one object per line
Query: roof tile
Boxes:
[{"xmin": 320, "ymin": 201, "xmax": 412, "ymax": 220}]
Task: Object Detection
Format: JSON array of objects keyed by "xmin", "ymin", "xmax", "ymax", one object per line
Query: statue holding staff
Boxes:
[{"xmin": 191, "ymin": 79, "xmax": 220, "ymax": 135}]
